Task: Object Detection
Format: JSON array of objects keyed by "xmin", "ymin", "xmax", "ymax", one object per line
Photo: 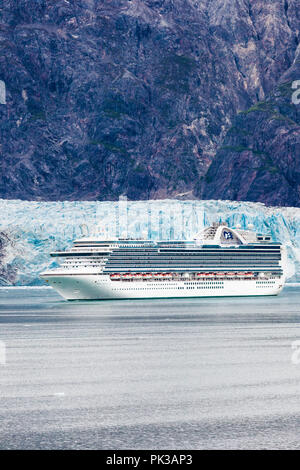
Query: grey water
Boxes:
[{"xmin": 1, "ymin": 286, "xmax": 300, "ymax": 450}]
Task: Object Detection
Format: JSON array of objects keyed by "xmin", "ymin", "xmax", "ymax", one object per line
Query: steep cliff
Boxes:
[
  {"xmin": 0, "ymin": 0, "xmax": 299, "ymax": 202},
  {"xmin": 200, "ymin": 45, "xmax": 300, "ymax": 206}
]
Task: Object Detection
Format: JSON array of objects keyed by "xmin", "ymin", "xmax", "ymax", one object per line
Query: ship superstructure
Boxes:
[{"xmin": 40, "ymin": 223, "xmax": 287, "ymax": 300}]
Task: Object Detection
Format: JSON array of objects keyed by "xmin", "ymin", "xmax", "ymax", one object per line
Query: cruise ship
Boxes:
[{"xmin": 40, "ymin": 223, "xmax": 287, "ymax": 300}]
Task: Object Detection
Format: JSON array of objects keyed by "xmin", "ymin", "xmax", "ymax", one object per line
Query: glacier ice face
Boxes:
[{"xmin": 1, "ymin": 199, "xmax": 300, "ymax": 285}]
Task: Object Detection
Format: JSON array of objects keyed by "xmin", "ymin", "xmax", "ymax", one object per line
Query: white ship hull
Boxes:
[
  {"xmin": 44, "ymin": 274, "xmax": 285, "ymax": 300},
  {"xmin": 41, "ymin": 223, "xmax": 287, "ymax": 301}
]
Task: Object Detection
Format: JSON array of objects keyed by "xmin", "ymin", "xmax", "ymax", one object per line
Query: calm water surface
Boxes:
[{"xmin": 1, "ymin": 286, "xmax": 300, "ymax": 449}]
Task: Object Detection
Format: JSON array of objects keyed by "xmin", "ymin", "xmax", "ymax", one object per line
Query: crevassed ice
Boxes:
[{"xmin": 0, "ymin": 199, "xmax": 300, "ymax": 285}]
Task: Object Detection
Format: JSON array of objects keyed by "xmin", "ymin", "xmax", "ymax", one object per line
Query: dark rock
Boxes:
[
  {"xmin": 200, "ymin": 54, "xmax": 300, "ymax": 206},
  {"xmin": 0, "ymin": 231, "xmax": 18, "ymax": 285},
  {"xmin": 0, "ymin": 0, "xmax": 299, "ymax": 203}
]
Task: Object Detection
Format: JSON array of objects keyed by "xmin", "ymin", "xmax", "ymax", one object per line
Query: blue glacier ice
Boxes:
[{"xmin": 1, "ymin": 199, "xmax": 300, "ymax": 285}]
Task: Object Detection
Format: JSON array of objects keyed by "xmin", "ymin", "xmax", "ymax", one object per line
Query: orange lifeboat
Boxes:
[
  {"xmin": 122, "ymin": 273, "xmax": 132, "ymax": 279},
  {"xmin": 111, "ymin": 273, "xmax": 120, "ymax": 279}
]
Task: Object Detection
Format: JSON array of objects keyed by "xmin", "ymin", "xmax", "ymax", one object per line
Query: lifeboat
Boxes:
[
  {"xmin": 123, "ymin": 273, "xmax": 132, "ymax": 279},
  {"xmin": 245, "ymin": 272, "xmax": 253, "ymax": 277},
  {"xmin": 197, "ymin": 273, "xmax": 203, "ymax": 277},
  {"xmin": 216, "ymin": 272, "xmax": 224, "ymax": 277},
  {"xmin": 237, "ymin": 272, "xmax": 245, "ymax": 277},
  {"xmin": 164, "ymin": 273, "xmax": 172, "ymax": 278},
  {"xmin": 111, "ymin": 273, "xmax": 120, "ymax": 279}
]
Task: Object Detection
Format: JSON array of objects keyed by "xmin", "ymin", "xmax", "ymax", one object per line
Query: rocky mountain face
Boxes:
[
  {"xmin": 0, "ymin": 231, "xmax": 18, "ymax": 285},
  {"xmin": 199, "ymin": 60, "xmax": 300, "ymax": 206},
  {"xmin": 0, "ymin": 0, "xmax": 299, "ymax": 204}
]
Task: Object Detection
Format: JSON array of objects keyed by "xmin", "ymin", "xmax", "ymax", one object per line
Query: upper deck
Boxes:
[{"xmin": 50, "ymin": 222, "xmax": 278, "ymax": 257}]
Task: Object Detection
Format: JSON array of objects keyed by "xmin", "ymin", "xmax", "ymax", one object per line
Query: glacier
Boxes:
[{"xmin": 1, "ymin": 199, "xmax": 300, "ymax": 285}]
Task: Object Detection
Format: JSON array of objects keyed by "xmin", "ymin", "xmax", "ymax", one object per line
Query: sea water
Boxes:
[{"xmin": 0, "ymin": 286, "xmax": 300, "ymax": 449}]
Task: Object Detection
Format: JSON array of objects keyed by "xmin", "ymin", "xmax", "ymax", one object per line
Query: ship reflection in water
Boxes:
[{"xmin": 0, "ymin": 285, "xmax": 300, "ymax": 450}]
